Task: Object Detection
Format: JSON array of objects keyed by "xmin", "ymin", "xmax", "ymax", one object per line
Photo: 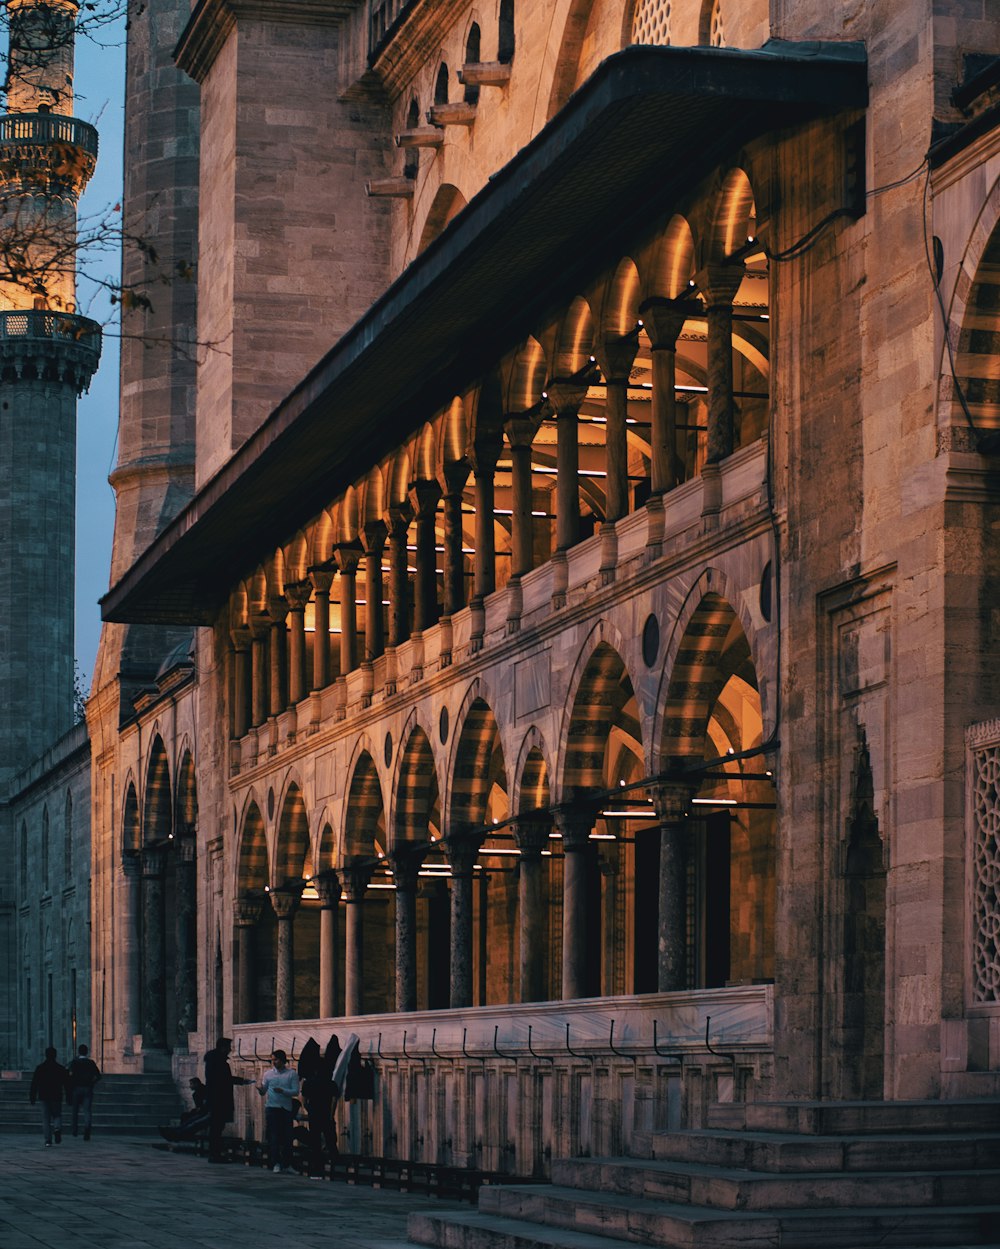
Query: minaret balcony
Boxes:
[
  {"xmin": 0, "ymin": 113, "xmax": 99, "ymax": 192},
  {"xmin": 0, "ymin": 309, "xmax": 102, "ymax": 390}
]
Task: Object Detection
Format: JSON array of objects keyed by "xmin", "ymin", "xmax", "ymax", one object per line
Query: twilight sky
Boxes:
[{"xmin": 74, "ymin": 19, "xmax": 126, "ymax": 684}]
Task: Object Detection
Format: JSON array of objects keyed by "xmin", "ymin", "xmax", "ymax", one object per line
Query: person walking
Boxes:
[
  {"xmin": 204, "ymin": 1038, "xmax": 252, "ymax": 1163},
  {"xmin": 29, "ymin": 1047, "xmax": 70, "ymax": 1147},
  {"xmin": 68, "ymin": 1044, "xmax": 101, "ymax": 1140},
  {"xmin": 257, "ymin": 1050, "xmax": 299, "ymax": 1173}
]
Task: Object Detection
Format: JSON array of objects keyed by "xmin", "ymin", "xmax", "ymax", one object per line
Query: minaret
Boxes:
[{"xmin": 0, "ymin": 0, "xmax": 101, "ymax": 782}]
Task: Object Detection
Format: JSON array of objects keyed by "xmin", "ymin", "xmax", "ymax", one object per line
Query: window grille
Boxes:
[
  {"xmin": 632, "ymin": 0, "xmax": 671, "ymax": 45},
  {"xmin": 970, "ymin": 721, "xmax": 1000, "ymax": 1004}
]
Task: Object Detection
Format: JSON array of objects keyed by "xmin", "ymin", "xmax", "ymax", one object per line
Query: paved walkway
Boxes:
[{"xmin": 0, "ymin": 1133, "xmax": 461, "ymax": 1249}]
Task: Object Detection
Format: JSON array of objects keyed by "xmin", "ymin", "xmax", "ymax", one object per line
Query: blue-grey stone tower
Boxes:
[{"xmin": 0, "ymin": 0, "xmax": 101, "ymax": 783}]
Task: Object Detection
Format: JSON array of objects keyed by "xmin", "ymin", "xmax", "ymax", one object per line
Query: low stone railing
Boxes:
[{"xmin": 0, "ymin": 112, "xmax": 99, "ymax": 157}]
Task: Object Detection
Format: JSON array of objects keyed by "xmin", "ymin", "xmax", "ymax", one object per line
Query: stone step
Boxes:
[
  {"xmin": 650, "ymin": 1128, "xmax": 1000, "ymax": 1174},
  {"xmin": 472, "ymin": 1184, "xmax": 1000, "ymax": 1248},
  {"xmin": 551, "ymin": 1156, "xmax": 1000, "ymax": 1210},
  {"xmin": 406, "ymin": 1189, "xmax": 998, "ymax": 1249},
  {"xmin": 708, "ymin": 1100, "xmax": 1000, "ymax": 1136}
]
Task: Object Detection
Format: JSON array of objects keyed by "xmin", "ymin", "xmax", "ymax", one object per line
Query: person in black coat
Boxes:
[
  {"xmin": 204, "ymin": 1038, "xmax": 251, "ymax": 1162},
  {"xmin": 300, "ymin": 1037, "xmax": 339, "ymax": 1179},
  {"xmin": 29, "ymin": 1047, "xmax": 70, "ymax": 1147},
  {"xmin": 68, "ymin": 1044, "xmax": 101, "ymax": 1140}
]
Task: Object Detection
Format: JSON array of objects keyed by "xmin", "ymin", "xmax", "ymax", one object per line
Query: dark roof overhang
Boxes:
[{"xmin": 102, "ymin": 39, "xmax": 867, "ymax": 625}]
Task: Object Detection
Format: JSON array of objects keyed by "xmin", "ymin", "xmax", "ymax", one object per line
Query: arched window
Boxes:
[
  {"xmin": 498, "ymin": 0, "xmax": 515, "ymax": 64},
  {"xmin": 41, "ymin": 807, "xmax": 49, "ymax": 892},
  {"xmin": 700, "ymin": 0, "xmax": 724, "ymax": 46},
  {"xmin": 434, "ymin": 62, "xmax": 449, "ymax": 106},
  {"xmin": 404, "ymin": 96, "xmax": 420, "ymax": 178},
  {"xmin": 464, "ymin": 23, "xmax": 481, "ymax": 104},
  {"xmin": 64, "ymin": 790, "xmax": 73, "ymax": 878}
]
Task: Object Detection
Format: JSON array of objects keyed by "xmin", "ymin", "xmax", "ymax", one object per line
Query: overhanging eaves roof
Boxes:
[{"xmin": 102, "ymin": 39, "xmax": 867, "ymax": 625}]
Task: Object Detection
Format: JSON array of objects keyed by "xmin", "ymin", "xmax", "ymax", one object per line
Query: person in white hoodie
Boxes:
[{"xmin": 257, "ymin": 1050, "xmax": 300, "ymax": 1172}]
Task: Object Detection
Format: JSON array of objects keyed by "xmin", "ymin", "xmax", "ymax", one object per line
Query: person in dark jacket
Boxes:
[
  {"xmin": 204, "ymin": 1037, "xmax": 252, "ymax": 1162},
  {"xmin": 299, "ymin": 1037, "xmax": 339, "ymax": 1179},
  {"xmin": 68, "ymin": 1044, "xmax": 101, "ymax": 1140},
  {"xmin": 29, "ymin": 1047, "xmax": 70, "ymax": 1147}
]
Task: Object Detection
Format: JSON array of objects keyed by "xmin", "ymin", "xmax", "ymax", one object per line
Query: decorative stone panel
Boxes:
[
  {"xmin": 969, "ymin": 719, "xmax": 1000, "ymax": 1006},
  {"xmin": 632, "ymin": 0, "xmax": 672, "ymax": 46}
]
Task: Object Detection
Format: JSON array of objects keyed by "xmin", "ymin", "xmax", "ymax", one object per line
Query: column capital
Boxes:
[
  {"xmin": 512, "ymin": 817, "xmax": 552, "ymax": 857},
  {"xmin": 333, "ymin": 542, "xmax": 363, "ymax": 575},
  {"xmin": 551, "ymin": 800, "xmax": 597, "ymax": 850},
  {"xmin": 337, "ymin": 862, "xmax": 373, "ymax": 901},
  {"xmin": 141, "ymin": 844, "xmax": 166, "ymax": 876},
  {"xmin": 469, "ymin": 430, "xmax": 503, "ymax": 475},
  {"xmin": 651, "ymin": 781, "xmax": 698, "ymax": 824},
  {"xmin": 545, "ymin": 377, "xmax": 590, "ymax": 416},
  {"xmin": 593, "ymin": 329, "xmax": 639, "ymax": 382},
  {"xmin": 285, "ymin": 579, "xmax": 312, "ymax": 611},
  {"xmin": 444, "ymin": 828, "xmax": 485, "ymax": 875},
  {"xmin": 361, "ymin": 518, "xmax": 388, "ymax": 552},
  {"xmin": 389, "ymin": 500, "xmax": 414, "ymax": 533},
  {"xmin": 266, "ymin": 594, "xmax": 289, "ymax": 625},
  {"xmin": 313, "ymin": 869, "xmax": 342, "ymax": 909},
  {"xmin": 442, "ymin": 458, "xmax": 471, "ymax": 497},
  {"xmin": 409, "ymin": 477, "xmax": 441, "ymax": 517},
  {"xmin": 230, "ymin": 624, "xmax": 252, "ymax": 651},
  {"xmin": 389, "ymin": 842, "xmax": 426, "ymax": 891},
  {"xmin": 249, "ymin": 613, "xmax": 270, "ymax": 641},
  {"xmin": 639, "ymin": 296, "xmax": 702, "ymax": 351},
  {"xmin": 309, "ymin": 567, "xmax": 335, "ymax": 594},
  {"xmin": 694, "ymin": 260, "xmax": 744, "ymax": 307},
  {"xmin": 503, "ymin": 413, "xmax": 542, "ymax": 448},
  {"xmin": 233, "ymin": 896, "xmax": 264, "ymax": 927},
  {"xmin": 269, "ymin": 881, "xmax": 304, "ymax": 920}
]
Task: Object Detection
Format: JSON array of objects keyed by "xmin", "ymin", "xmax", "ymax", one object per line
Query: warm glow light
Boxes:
[{"xmin": 691, "ymin": 797, "xmax": 738, "ymax": 806}]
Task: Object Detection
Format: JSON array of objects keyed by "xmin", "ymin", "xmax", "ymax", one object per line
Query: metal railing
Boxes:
[
  {"xmin": 0, "ymin": 308, "xmax": 101, "ymax": 351},
  {"xmin": 0, "ymin": 113, "xmax": 99, "ymax": 158}
]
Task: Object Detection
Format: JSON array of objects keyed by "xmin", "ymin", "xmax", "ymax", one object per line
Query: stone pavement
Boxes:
[{"xmin": 0, "ymin": 1133, "xmax": 462, "ymax": 1249}]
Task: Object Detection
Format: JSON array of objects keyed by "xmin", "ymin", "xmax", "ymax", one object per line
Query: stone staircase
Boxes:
[
  {"xmin": 0, "ymin": 1072, "xmax": 183, "ymax": 1134},
  {"xmin": 408, "ymin": 1100, "xmax": 1000, "ymax": 1249}
]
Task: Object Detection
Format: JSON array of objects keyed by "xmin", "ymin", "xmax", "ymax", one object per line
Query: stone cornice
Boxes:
[
  {"xmin": 176, "ymin": 0, "xmax": 362, "ymax": 83},
  {"xmin": 369, "ymin": 0, "xmax": 467, "ymax": 100}
]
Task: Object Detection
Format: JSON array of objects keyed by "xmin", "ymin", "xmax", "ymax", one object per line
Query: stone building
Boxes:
[
  {"xmin": 0, "ymin": 0, "xmax": 100, "ymax": 1069},
  {"xmin": 92, "ymin": 0, "xmax": 1000, "ymax": 1183}
]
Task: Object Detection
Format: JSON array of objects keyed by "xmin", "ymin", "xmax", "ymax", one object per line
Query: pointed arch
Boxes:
[
  {"xmin": 274, "ymin": 780, "xmax": 310, "ymax": 886},
  {"xmin": 450, "ymin": 692, "xmax": 509, "ymax": 831},
  {"xmin": 513, "ymin": 726, "xmax": 552, "ymax": 816},
  {"xmin": 552, "ymin": 296, "xmax": 595, "ymax": 378},
  {"xmin": 175, "ymin": 749, "xmax": 197, "ymax": 836},
  {"xmin": 602, "ymin": 257, "xmax": 641, "ymax": 338},
  {"xmin": 236, "ymin": 797, "xmax": 268, "ymax": 895},
  {"xmin": 562, "ymin": 639, "xmax": 642, "ymax": 795},
  {"xmin": 708, "ymin": 167, "xmax": 756, "ymax": 261},
  {"xmin": 393, "ymin": 720, "xmax": 441, "ymax": 848},
  {"xmin": 143, "ymin": 735, "xmax": 172, "ymax": 844},
  {"xmin": 122, "ymin": 779, "xmax": 140, "ymax": 856},
  {"xmin": 344, "ymin": 750, "xmax": 385, "ymax": 861}
]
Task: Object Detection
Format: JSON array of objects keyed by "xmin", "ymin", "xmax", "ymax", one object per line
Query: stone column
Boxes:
[
  {"xmin": 119, "ymin": 852, "xmax": 141, "ymax": 1046},
  {"xmin": 446, "ymin": 831, "xmax": 485, "ymax": 1009},
  {"xmin": 653, "ymin": 783, "xmax": 696, "ymax": 992},
  {"xmin": 335, "ymin": 544, "xmax": 362, "ymax": 676},
  {"xmin": 141, "ymin": 844, "xmax": 167, "ymax": 1049},
  {"xmin": 504, "ymin": 417, "xmax": 537, "ymax": 578},
  {"xmin": 441, "ymin": 463, "xmax": 470, "ymax": 617},
  {"xmin": 285, "ymin": 581, "xmax": 312, "ymax": 705},
  {"xmin": 338, "ymin": 865, "xmax": 373, "ymax": 1017},
  {"xmin": 387, "ymin": 504, "xmax": 413, "ymax": 647},
  {"xmin": 553, "ymin": 805, "xmax": 596, "ymax": 1001},
  {"xmin": 230, "ymin": 627, "xmax": 251, "ymax": 739},
  {"xmin": 409, "ymin": 480, "xmax": 441, "ymax": 633},
  {"xmin": 546, "ymin": 380, "xmax": 589, "ymax": 551},
  {"xmin": 696, "ymin": 262, "xmax": 745, "ymax": 465},
  {"xmin": 270, "ymin": 883, "xmax": 304, "ymax": 1021},
  {"xmin": 174, "ymin": 836, "xmax": 198, "ymax": 1044},
  {"xmin": 514, "ymin": 819, "xmax": 551, "ymax": 1003},
  {"xmin": 594, "ymin": 332, "xmax": 639, "ymax": 523},
  {"xmin": 391, "ymin": 847, "xmax": 424, "ymax": 1013},
  {"xmin": 233, "ymin": 897, "xmax": 263, "ymax": 1024},
  {"xmin": 314, "ymin": 872, "xmax": 341, "ymax": 1019},
  {"xmin": 267, "ymin": 596, "xmax": 289, "ymax": 717},
  {"xmin": 310, "ymin": 568, "xmax": 334, "ymax": 689},
  {"xmin": 470, "ymin": 433, "xmax": 502, "ymax": 599},
  {"xmin": 250, "ymin": 618, "xmax": 269, "ymax": 728},
  {"xmin": 641, "ymin": 297, "xmax": 700, "ymax": 493},
  {"xmin": 361, "ymin": 520, "xmax": 388, "ymax": 662}
]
